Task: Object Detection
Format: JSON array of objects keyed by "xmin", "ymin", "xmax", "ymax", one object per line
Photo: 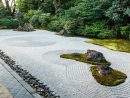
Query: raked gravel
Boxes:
[{"xmin": 0, "ymin": 29, "xmax": 130, "ymax": 98}]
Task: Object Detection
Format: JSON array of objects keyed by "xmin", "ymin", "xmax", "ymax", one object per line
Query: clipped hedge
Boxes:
[{"xmin": 0, "ymin": 18, "xmax": 19, "ymax": 29}]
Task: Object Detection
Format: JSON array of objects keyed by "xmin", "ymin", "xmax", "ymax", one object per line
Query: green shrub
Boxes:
[
  {"xmin": 24, "ymin": 10, "xmax": 42, "ymax": 22},
  {"xmin": 48, "ymin": 20, "xmax": 63, "ymax": 31},
  {"xmin": 30, "ymin": 15, "xmax": 39, "ymax": 27},
  {"xmin": 38, "ymin": 13, "xmax": 51, "ymax": 27},
  {"xmin": 120, "ymin": 25, "xmax": 130, "ymax": 39},
  {"xmin": 64, "ymin": 20, "xmax": 74, "ymax": 35},
  {"xmin": 98, "ymin": 30, "xmax": 114, "ymax": 39},
  {"xmin": 0, "ymin": 18, "xmax": 19, "ymax": 29},
  {"xmin": 81, "ymin": 20, "xmax": 108, "ymax": 38},
  {"xmin": 81, "ymin": 25, "xmax": 100, "ymax": 38},
  {"xmin": 29, "ymin": 12, "xmax": 51, "ymax": 28},
  {"xmin": 63, "ymin": 20, "xmax": 82, "ymax": 35},
  {"xmin": 92, "ymin": 20, "xmax": 108, "ymax": 30},
  {"xmin": 0, "ymin": 3, "xmax": 8, "ymax": 18}
]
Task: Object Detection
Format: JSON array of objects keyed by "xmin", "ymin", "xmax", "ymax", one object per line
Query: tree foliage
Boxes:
[{"xmin": 14, "ymin": 0, "xmax": 130, "ymax": 39}]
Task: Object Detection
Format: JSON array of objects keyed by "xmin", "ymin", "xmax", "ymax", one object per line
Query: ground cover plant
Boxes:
[{"xmin": 87, "ymin": 39, "xmax": 130, "ymax": 53}]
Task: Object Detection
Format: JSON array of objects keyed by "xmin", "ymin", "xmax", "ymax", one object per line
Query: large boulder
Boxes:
[
  {"xmin": 22, "ymin": 23, "xmax": 34, "ymax": 32},
  {"xmin": 85, "ymin": 50, "xmax": 106, "ymax": 62}
]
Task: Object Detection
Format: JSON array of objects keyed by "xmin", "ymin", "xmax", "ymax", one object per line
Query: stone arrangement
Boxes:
[
  {"xmin": 0, "ymin": 50, "xmax": 60, "ymax": 98},
  {"xmin": 86, "ymin": 50, "xmax": 112, "ymax": 75},
  {"xmin": 17, "ymin": 23, "xmax": 34, "ymax": 32}
]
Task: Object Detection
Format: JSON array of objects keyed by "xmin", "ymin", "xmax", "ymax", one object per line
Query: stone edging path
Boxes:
[{"xmin": 0, "ymin": 50, "xmax": 60, "ymax": 98}]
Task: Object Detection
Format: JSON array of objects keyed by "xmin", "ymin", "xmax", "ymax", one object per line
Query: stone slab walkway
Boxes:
[{"xmin": 0, "ymin": 62, "xmax": 34, "ymax": 98}]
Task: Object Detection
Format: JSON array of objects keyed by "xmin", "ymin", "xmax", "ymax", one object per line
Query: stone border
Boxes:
[
  {"xmin": 0, "ymin": 50, "xmax": 60, "ymax": 98},
  {"xmin": 0, "ymin": 59, "xmax": 42, "ymax": 98}
]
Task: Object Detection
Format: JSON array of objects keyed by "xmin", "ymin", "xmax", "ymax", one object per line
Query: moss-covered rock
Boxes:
[
  {"xmin": 60, "ymin": 53, "xmax": 111, "ymax": 66},
  {"xmin": 60, "ymin": 51, "xmax": 127, "ymax": 86},
  {"xmin": 16, "ymin": 23, "xmax": 34, "ymax": 32},
  {"xmin": 90, "ymin": 66, "xmax": 127, "ymax": 86}
]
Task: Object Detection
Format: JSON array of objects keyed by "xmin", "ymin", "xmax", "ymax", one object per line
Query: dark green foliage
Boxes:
[
  {"xmin": 81, "ymin": 20, "xmax": 114, "ymax": 39},
  {"xmin": 82, "ymin": 25, "xmax": 100, "ymax": 38},
  {"xmin": 65, "ymin": 0, "xmax": 111, "ymax": 20},
  {"xmin": 17, "ymin": 0, "xmax": 43, "ymax": 12},
  {"xmin": 39, "ymin": 13, "xmax": 51, "ymax": 27},
  {"xmin": 120, "ymin": 25, "xmax": 130, "ymax": 39},
  {"xmin": 105, "ymin": 0, "xmax": 130, "ymax": 23},
  {"xmin": 47, "ymin": 16, "xmax": 67, "ymax": 31},
  {"xmin": 0, "ymin": 3, "xmax": 8, "ymax": 18},
  {"xmin": 39, "ymin": 0, "xmax": 55, "ymax": 14},
  {"xmin": 24, "ymin": 10, "xmax": 42, "ymax": 22},
  {"xmin": 0, "ymin": 18, "xmax": 19, "ymax": 29},
  {"xmin": 16, "ymin": 0, "xmax": 130, "ymax": 39},
  {"xmin": 26, "ymin": 10, "xmax": 51, "ymax": 28},
  {"xmin": 48, "ymin": 20, "xmax": 63, "ymax": 32},
  {"xmin": 63, "ymin": 19, "xmax": 83, "ymax": 35},
  {"xmin": 98, "ymin": 30, "xmax": 115, "ymax": 39}
]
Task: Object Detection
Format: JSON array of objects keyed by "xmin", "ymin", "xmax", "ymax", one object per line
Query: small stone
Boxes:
[{"xmin": 58, "ymin": 29, "xmax": 66, "ymax": 36}]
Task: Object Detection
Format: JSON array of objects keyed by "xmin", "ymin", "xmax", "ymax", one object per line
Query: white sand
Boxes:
[{"xmin": 0, "ymin": 29, "xmax": 130, "ymax": 98}]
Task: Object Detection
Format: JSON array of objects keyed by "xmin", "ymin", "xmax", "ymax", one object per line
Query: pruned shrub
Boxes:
[
  {"xmin": 63, "ymin": 20, "xmax": 82, "ymax": 35},
  {"xmin": 98, "ymin": 30, "xmax": 114, "ymax": 39},
  {"xmin": 120, "ymin": 25, "xmax": 130, "ymax": 39},
  {"xmin": 0, "ymin": 18, "xmax": 19, "ymax": 29},
  {"xmin": 38, "ymin": 13, "xmax": 51, "ymax": 27}
]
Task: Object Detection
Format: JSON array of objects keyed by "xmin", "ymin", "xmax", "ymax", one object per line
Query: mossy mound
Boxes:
[
  {"xmin": 0, "ymin": 26, "xmax": 7, "ymax": 29},
  {"xmin": 60, "ymin": 53, "xmax": 111, "ymax": 66},
  {"xmin": 87, "ymin": 39, "xmax": 130, "ymax": 53},
  {"xmin": 90, "ymin": 66, "xmax": 127, "ymax": 86}
]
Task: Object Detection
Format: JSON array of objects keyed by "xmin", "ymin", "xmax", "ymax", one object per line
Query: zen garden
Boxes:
[{"xmin": 0, "ymin": 0, "xmax": 130, "ymax": 98}]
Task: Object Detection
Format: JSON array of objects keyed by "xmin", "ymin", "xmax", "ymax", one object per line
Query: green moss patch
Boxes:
[
  {"xmin": 87, "ymin": 39, "xmax": 130, "ymax": 53},
  {"xmin": 60, "ymin": 53, "xmax": 111, "ymax": 66},
  {"xmin": 90, "ymin": 66, "xmax": 127, "ymax": 86},
  {"xmin": 0, "ymin": 26, "xmax": 7, "ymax": 29}
]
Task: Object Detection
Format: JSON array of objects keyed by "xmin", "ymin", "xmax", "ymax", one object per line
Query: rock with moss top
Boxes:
[
  {"xmin": 91, "ymin": 66, "xmax": 127, "ymax": 86},
  {"xmin": 97, "ymin": 65, "xmax": 112, "ymax": 75},
  {"xmin": 85, "ymin": 50, "xmax": 106, "ymax": 62}
]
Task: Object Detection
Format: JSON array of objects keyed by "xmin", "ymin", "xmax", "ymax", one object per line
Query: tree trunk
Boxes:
[
  {"xmin": 5, "ymin": 0, "xmax": 12, "ymax": 16},
  {"xmin": 53, "ymin": 0, "xmax": 60, "ymax": 15},
  {"xmin": 5, "ymin": 0, "xmax": 16, "ymax": 17}
]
